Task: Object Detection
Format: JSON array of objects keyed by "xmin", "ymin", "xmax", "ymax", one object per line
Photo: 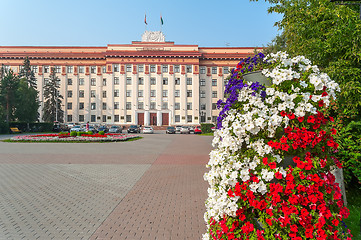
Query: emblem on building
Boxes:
[{"xmin": 141, "ymin": 31, "xmax": 165, "ymax": 42}]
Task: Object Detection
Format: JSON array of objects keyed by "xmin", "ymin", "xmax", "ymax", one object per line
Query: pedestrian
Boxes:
[{"xmin": 86, "ymin": 121, "xmax": 89, "ymax": 132}]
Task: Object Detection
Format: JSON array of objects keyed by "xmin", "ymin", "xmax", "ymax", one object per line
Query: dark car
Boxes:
[
  {"xmin": 109, "ymin": 125, "xmax": 122, "ymax": 133},
  {"xmin": 166, "ymin": 126, "xmax": 176, "ymax": 134},
  {"xmin": 97, "ymin": 126, "xmax": 108, "ymax": 133},
  {"xmin": 127, "ymin": 125, "xmax": 141, "ymax": 133}
]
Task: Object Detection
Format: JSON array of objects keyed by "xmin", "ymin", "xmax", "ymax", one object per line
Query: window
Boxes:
[
  {"xmin": 187, "ymin": 90, "xmax": 192, "ymax": 97},
  {"xmin": 114, "ymin": 89, "xmax": 119, "ymax": 97},
  {"xmin": 91, "ymin": 103, "xmax": 96, "ymax": 110},
  {"xmin": 150, "ymin": 65, "xmax": 156, "ymax": 73},
  {"xmin": 126, "ymin": 65, "xmax": 132, "ymax": 72},
  {"xmin": 67, "ymin": 103, "xmax": 72, "ymax": 110},
  {"xmin": 162, "ymin": 102, "xmax": 168, "ymax": 110},
  {"xmin": 126, "ymin": 102, "xmax": 131, "ymax": 110},
  {"xmin": 138, "ymin": 77, "xmax": 144, "ymax": 85},
  {"xmin": 224, "ymin": 79, "xmax": 229, "ymax": 86},
  {"xmin": 174, "ymin": 65, "xmax": 180, "ymax": 73},
  {"xmin": 91, "ymin": 90, "xmax": 96, "ymax": 98},
  {"xmin": 212, "ymin": 67, "xmax": 217, "ymax": 74},
  {"xmin": 79, "ymin": 115, "xmax": 84, "ymax": 122},
  {"xmin": 150, "ymin": 102, "xmax": 156, "ymax": 110},
  {"xmin": 150, "ymin": 78, "xmax": 156, "ymax": 85},
  {"xmin": 212, "ymin": 91, "xmax": 217, "ymax": 98},
  {"xmin": 55, "ymin": 66, "xmax": 61, "ymax": 73},
  {"xmin": 31, "ymin": 66, "xmax": 38, "ymax": 73},
  {"xmin": 175, "ymin": 103, "xmax": 180, "ymax": 110},
  {"xmin": 175, "ymin": 78, "xmax": 180, "ymax": 85},
  {"xmin": 186, "ymin": 65, "xmax": 192, "ymax": 73},
  {"xmin": 187, "ymin": 103, "xmax": 192, "ymax": 110},
  {"xmin": 102, "ymin": 115, "xmax": 107, "ymax": 122},
  {"xmin": 175, "ymin": 115, "xmax": 180, "ymax": 122},
  {"xmin": 200, "ymin": 104, "xmax": 206, "ymax": 110},
  {"xmin": 91, "ymin": 115, "xmax": 96, "ymax": 122},
  {"xmin": 212, "ymin": 79, "xmax": 217, "ymax": 86},
  {"xmin": 102, "ymin": 91, "xmax": 107, "ymax": 98},
  {"xmin": 78, "ymin": 66, "xmax": 85, "ymax": 73},
  {"xmin": 126, "ymin": 115, "xmax": 132, "ymax": 122},
  {"xmin": 79, "ymin": 102, "xmax": 84, "ymax": 110},
  {"xmin": 67, "ymin": 66, "xmax": 73, "ymax": 73},
  {"xmin": 67, "ymin": 78, "xmax": 72, "ymax": 85},
  {"xmin": 187, "ymin": 115, "xmax": 192, "ymax": 123},
  {"xmin": 126, "ymin": 90, "xmax": 131, "ymax": 97},
  {"xmin": 212, "ymin": 116, "xmax": 217, "ymax": 123},
  {"xmin": 223, "ymin": 67, "xmax": 229, "ymax": 74},
  {"xmin": 114, "ymin": 77, "xmax": 119, "ymax": 85},
  {"xmin": 162, "ymin": 90, "xmax": 168, "ymax": 97},
  {"xmin": 162, "ymin": 65, "xmax": 168, "ymax": 73},
  {"xmin": 44, "ymin": 66, "xmax": 49, "ymax": 73},
  {"xmin": 150, "ymin": 90, "xmax": 156, "ymax": 97},
  {"xmin": 113, "ymin": 64, "xmax": 119, "ymax": 72},
  {"xmin": 67, "ymin": 91, "xmax": 72, "ymax": 98},
  {"xmin": 163, "ymin": 78, "xmax": 168, "ymax": 85},
  {"xmin": 102, "ymin": 103, "xmax": 107, "ymax": 110},
  {"xmin": 186, "ymin": 78, "xmax": 192, "ymax": 85},
  {"xmin": 102, "ymin": 66, "xmax": 106, "ymax": 73},
  {"xmin": 114, "ymin": 115, "xmax": 119, "ymax": 122},
  {"xmin": 200, "ymin": 79, "xmax": 206, "ymax": 86},
  {"xmin": 91, "ymin": 78, "xmax": 96, "ymax": 86},
  {"xmin": 44, "ymin": 78, "xmax": 49, "ymax": 86},
  {"xmin": 67, "ymin": 115, "xmax": 72, "ymax": 122},
  {"xmin": 200, "ymin": 90, "xmax": 206, "ymax": 98},
  {"xmin": 103, "ymin": 78, "xmax": 106, "ymax": 86},
  {"xmin": 79, "ymin": 78, "xmax": 84, "ymax": 85},
  {"xmin": 138, "ymin": 90, "xmax": 143, "ymax": 97},
  {"xmin": 138, "ymin": 65, "xmax": 144, "ymax": 72},
  {"xmin": 175, "ymin": 90, "xmax": 180, "ymax": 97},
  {"xmin": 126, "ymin": 77, "xmax": 132, "ymax": 85},
  {"xmin": 91, "ymin": 66, "xmax": 96, "ymax": 74},
  {"xmin": 212, "ymin": 103, "xmax": 217, "ymax": 110},
  {"xmin": 138, "ymin": 102, "xmax": 144, "ymax": 109},
  {"xmin": 200, "ymin": 66, "xmax": 206, "ymax": 74},
  {"xmin": 114, "ymin": 102, "xmax": 119, "ymax": 109}
]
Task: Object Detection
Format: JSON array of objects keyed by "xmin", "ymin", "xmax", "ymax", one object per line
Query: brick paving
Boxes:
[{"xmin": 0, "ymin": 134, "xmax": 213, "ymax": 240}]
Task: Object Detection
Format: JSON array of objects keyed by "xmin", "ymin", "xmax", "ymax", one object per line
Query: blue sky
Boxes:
[{"xmin": 0, "ymin": 0, "xmax": 282, "ymax": 47}]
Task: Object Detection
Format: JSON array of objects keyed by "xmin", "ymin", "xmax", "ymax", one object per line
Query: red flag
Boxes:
[{"xmin": 144, "ymin": 14, "xmax": 147, "ymax": 25}]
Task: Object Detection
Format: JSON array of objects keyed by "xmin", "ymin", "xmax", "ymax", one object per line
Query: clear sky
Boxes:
[{"xmin": 0, "ymin": 0, "xmax": 282, "ymax": 47}]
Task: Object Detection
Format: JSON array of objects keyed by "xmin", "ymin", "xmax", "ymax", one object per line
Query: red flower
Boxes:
[
  {"xmin": 318, "ymin": 100, "xmax": 324, "ymax": 107},
  {"xmin": 262, "ymin": 157, "xmax": 268, "ymax": 165},
  {"xmin": 287, "ymin": 112, "xmax": 295, "ymax": 120},
  {"xmin": 322, "ymin": 91, "xmax": 328, "ymax": 97},
  {"xmin": 269, "ymin": 162, "xmax": 276, "ymax": 169},
  {"xmin": 329, "ymin": 116, "xmax": 334, "ymax": 122},
  {"xmin": 307, "ymin": 116, "xmax": 315, "ymax": 124},
  {"xmin": 297, "ymin": 116, "xmax": 304, "ymax": 123},
  {"xmin": 275, "ymin": 172, "xmax": 283, "ymax": 179},
  {"xmin": 280, "ymin": 111, "xmax": 287, "ymax": 117},
  {"xmin": 331, "ymin": 128, "xmax": 337, "ymax": 135}
]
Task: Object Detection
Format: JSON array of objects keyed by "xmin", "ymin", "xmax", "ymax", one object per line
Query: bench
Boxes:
[{"xmin": 10, "ymin": 127, "xmax": 22, "ymax": 133}]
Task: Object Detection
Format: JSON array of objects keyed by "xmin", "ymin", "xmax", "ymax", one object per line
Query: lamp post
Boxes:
[{"xmin": 331, "ymin": 0, "xmax": 361, "ymax": 19}]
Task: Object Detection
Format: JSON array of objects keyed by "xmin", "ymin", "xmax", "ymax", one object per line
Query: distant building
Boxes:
[{"xmin": 0, "ymin": 31, "xmax": 259, "ymax": 126}]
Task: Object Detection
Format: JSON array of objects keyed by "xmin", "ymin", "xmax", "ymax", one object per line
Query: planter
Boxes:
[{"xmin": 243, "ymin": 70, "xmax": 271, "ymax": 86}]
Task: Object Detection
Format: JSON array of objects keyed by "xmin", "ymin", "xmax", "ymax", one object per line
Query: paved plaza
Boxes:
[{"xmin": 0, "ymin": 133, "xmax": 213, "ymax": 240}]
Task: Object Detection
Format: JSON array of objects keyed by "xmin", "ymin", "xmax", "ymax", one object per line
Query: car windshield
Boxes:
[
  {"xmin": 73, "ymin": 126, "xmax": 80, "ymax": 128},
  {"xmin": 167, "ymin": 127, "xmax": 175, "ymax": 129},
  {"xmin": 111, "ymin": 126, "xmax": 117, "ymax": 128},
  {"xmin": 130, "ymin": 125, "xmax": 137, "ymax": 128}
]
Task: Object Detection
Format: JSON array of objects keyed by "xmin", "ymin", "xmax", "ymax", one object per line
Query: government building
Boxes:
[{"xmin": 0, "ymin": 31, "xmax": 259, "ymax": 126}]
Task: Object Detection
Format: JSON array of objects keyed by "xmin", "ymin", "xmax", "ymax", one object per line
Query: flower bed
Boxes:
[
  {"xmin": 203, "ymin": 52, "xmax": 352, "ymax": 239},
  {"xmin": 8, "ymin": 133, "xmax": 139, "ymax": 142}
]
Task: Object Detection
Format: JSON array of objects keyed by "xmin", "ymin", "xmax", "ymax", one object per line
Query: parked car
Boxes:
[
  {"xmin": 70, "ymin": 125, "xmax": 84, "ymax": 132},
  {"xmin": 97, "ymin": 125, "xmax": 108, "ymax": 133},
  {"xmin": 211, "ymin": 126, "xmax": 216, "ymax": 132},
  {"xmin": 189, "ymin": 126, "xmax": 195, "ymax": 133},
  {"xmin": 142, "ymin": 126, "xmax": 154, "ymax": 134},
  {"xmin": 166, "ymin": 126, "xmax": 176, "ymax": 134},
  {"xmin": 180, "ymin": 126, "xmax": 190, "ymax": 134},
  {"xmin": 87, "ymin": 126, "xmax": 97, "ymax": 133},
  {"xmin": 109, "ymin": 125, "xmax": 122, "ymax": 133},
  {"xmin": 127, "ymin": 125, "xmax": 141, "ymax": 133},
  {"xmin": 175, "ymin": 125, "xmax": 182, "ymax": 133},
  {"xmin": 194, "ymin": 126, "xmax": 202, "ymax": 134}
]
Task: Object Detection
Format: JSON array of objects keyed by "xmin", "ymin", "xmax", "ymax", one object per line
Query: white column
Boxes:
[
  {"xmin": 134, "ymin": 110, "xmax": 138, "ymax": 125},
  {"xmin": 145, "ymin": 110, "xmax": 150, "ymax": 125},
  {"xmin": 157, "ymin": 111, "xmax": 162, "ymax": 126}
]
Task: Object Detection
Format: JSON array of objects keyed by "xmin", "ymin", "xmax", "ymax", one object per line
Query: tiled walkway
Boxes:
[{"xmin": 0, "ymin": 134, "xmax": 212, "ymax": 240}]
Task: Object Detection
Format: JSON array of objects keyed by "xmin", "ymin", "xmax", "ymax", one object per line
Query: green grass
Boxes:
[
  {"xmin": 345, "ymin": 185, "xmax": 361, "ymax": 239},
  {"xmin": 200, "ymin": 132, "xmax": 214, "ymax": 136},
  {"xmin": 1, "ymin": 136, "xmax": 142, "ymax": 143}
]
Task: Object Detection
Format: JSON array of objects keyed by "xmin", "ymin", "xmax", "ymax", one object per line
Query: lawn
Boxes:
[{"xmin": 345, "ymin": 185, "xmax": 361, "ymax": 239}]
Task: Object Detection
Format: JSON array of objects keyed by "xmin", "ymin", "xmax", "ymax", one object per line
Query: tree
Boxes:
[
  {"xmin": 0, "ymin": 68, "xmax": 19, "ymax": 122},
  {"xmin": 14, "ymin": 78, "xmax": 39, "ymax": 122},
  {"xmin": 262, "ymin": 33, "xmax": 287, "ymax": 55},
  {"xmin": 43, "ymin": 67, "xmax": 63, "ymax": 123},
  {"xmin": 18, "ymin": 56, "xmax": 37, "ymax": 89}
]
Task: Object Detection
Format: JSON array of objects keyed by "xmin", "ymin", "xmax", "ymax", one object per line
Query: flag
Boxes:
[
  {"xmin": 160, "ymin": 14, "xmax": 163, "ymax": 25},
  {"xmin": 144, "ymin": 13, "xmax": 147, "ymax": 25}
]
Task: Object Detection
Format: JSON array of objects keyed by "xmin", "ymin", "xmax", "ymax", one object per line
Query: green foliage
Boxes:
[
  {"xmin": 336, "ymin": 121, "xmax": 361, "ymax": 184},
  {"xmin": 43, "ymin": 67, "xmax": 63, "ymax": 123},
  {"xmin": 344, "ymin": 185, "xmax": 361, "ymax": 239},
  {"xmin": 14, "ymin": 78, "xmax": 39, "ymax": 122},
  {"xmin": 18, "ymin": 57, "xmax": 37, "ymax": 89},
  {"xmin": 77, "ymin": 131, "xmax": 87, "ymax": 136},
  {"xmin": 8, "ymin": 122, "xmax": 53, "ymax": 132},
  {"xmin": 201, "ymin": 123, "xmax": 215, "ymax": 134},
  {"xmin": 98, "ymin": 131, "xmax": 105, "ymax": 135},
  {"xmin": 87, "ymin": 131, "xmax": 93, "ymax": 135},
  {"xmin": 262, "ymin": 33, "xmax": 287, "ymax": 55},
  {"xmin": 70, "ymin": 131, "xmax": 77, "ymax": 137},
  {"xmin": 0, "ymin": 69, "xmax": 20, "ymax": 122}
]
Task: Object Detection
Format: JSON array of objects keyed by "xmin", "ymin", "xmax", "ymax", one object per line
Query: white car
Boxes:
[
  {"xmin": 70, "ymin": 125, "xmax": 84, "ymax": 132},
  {"xmin": 180, "ymin": 126, "xmax": 190, "ymax": 134},
  {"xmin": 142, "ymin": 126, "xmax": 154, "ymax": 134}
]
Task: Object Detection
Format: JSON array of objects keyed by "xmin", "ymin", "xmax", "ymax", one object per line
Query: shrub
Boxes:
[
  {"xmin": 201, "ymin": 123, "xmax": 214, "ymax": 134},
  {"xmin": 99, "ymin": 131, "xmax": 105, "ymax": 135},
  {"xmin": 87, "ymin": 131, "xmax": 93, "ymax": 135},
  {"xmin": 70, "ymin": 131, "xmax": 77, "ymax": 137}
]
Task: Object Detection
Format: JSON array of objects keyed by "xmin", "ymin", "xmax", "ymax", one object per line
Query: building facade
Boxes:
[{"xmin": 0, "ymin": 32, "xmax": 259, "ymax": 126}]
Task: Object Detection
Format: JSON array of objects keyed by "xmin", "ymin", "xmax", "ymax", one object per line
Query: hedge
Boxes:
[{"xmin": 201, "ymin": 123, "xmax": 215, "ymax": 134}]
